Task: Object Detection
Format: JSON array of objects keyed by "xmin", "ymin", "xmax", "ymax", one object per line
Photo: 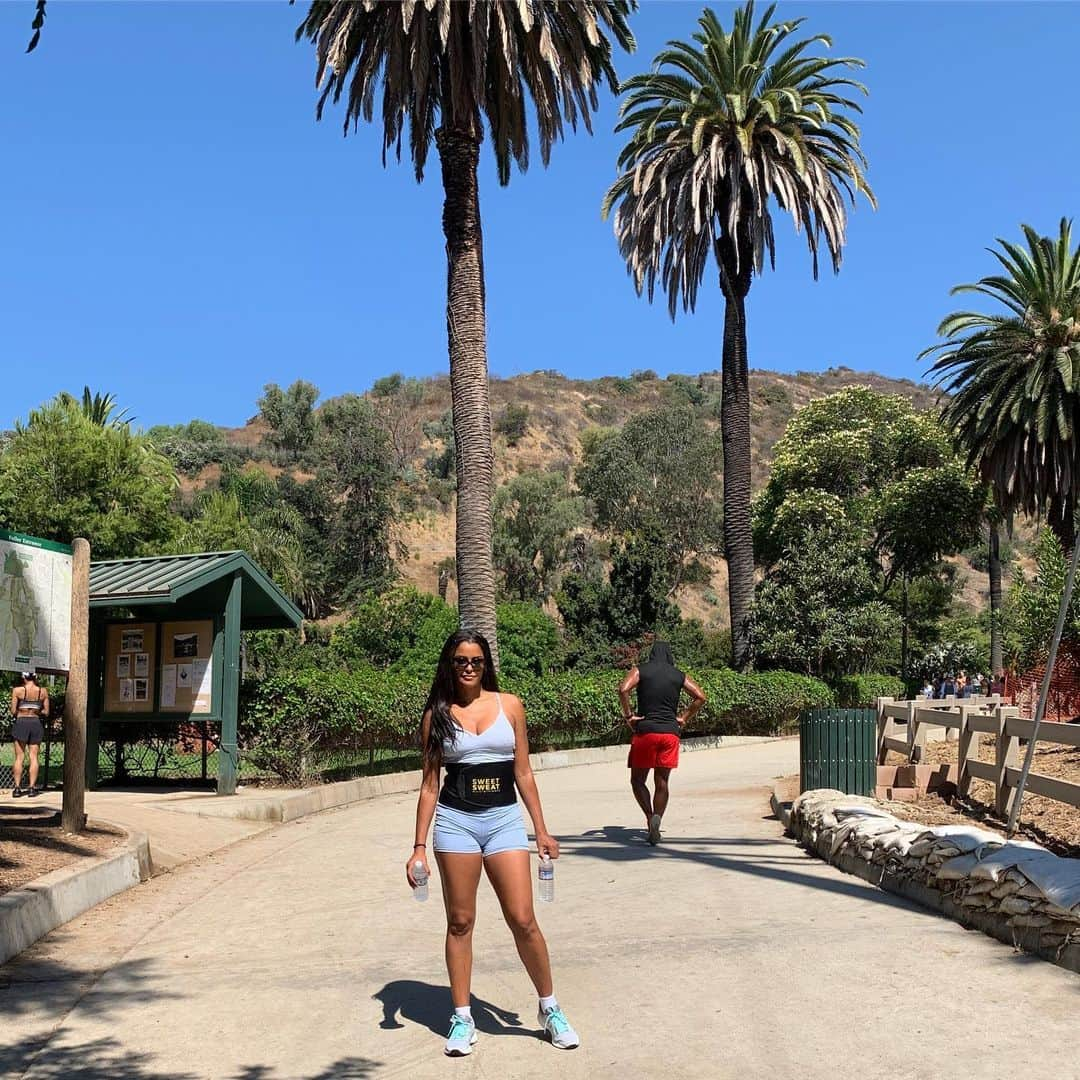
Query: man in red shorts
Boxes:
[{"xmin": 618, "ymin": 641, "xmax": 707, "ymax": 845}]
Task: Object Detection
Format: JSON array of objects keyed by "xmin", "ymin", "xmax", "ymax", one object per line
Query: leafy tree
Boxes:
[
  {"xmin": 493, "ymin": 471, "xmax": 583, "ymax": 602},
  {"xmin": 148, "ymin": 419, "xmax": 233, "ymax": 476},
  {"xmin": 753, "ymin": 388, "xmax": 983, "ymax": 675},
  {"xmin": 604, "ymin": 2, "xmax": 875, "ymax": 670},
  {"xmin": 173, "ymin": 467, "xmax": 319, "ymax": 615},
  {"xmin": 0, "ymin": 396, "xmax": 177, "ymax": 557},
  {"xmin": 296, "ymin": 0, "xmax": 634, "ymax": 667},
  {"xmin": 1006, "ymin": 530, "xmax": 1080, "ymax": 670},
  {"xmin": 314, "ymin": 395, "xmax": 397, "ymax": 601},
  {"xmin": 556, "ymin": 529, "xmax": 682, "ymax": 667},
  {"xmin": 495, "ymin": 602, "xmax": 562, "ymax": 682},
  {"xmin": 751, "ymin": 523, "xmax": 900, "ymax": 678},
  {"xmin": 494, "ymin": 403, "xmax": 530, "ymax": 447},
  {"xmin": 369, "ymin": 374, "xmax": 426, "ymax": 471},
  {"xmin": 576, "ymin": 404, "xmax": 724, "ymax": 592},
  {"xmin": 331, "ymin": 586, "xmax": 457, "ymax": 678},
  {"xmin": 257, "ymin": 380, "xmax": 319, "ymax": 462}
]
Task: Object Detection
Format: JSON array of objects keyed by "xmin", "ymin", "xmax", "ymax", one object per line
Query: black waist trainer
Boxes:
[{"xmin": 439, "ymin": 761, "xmax": 517, "ymax": 811}]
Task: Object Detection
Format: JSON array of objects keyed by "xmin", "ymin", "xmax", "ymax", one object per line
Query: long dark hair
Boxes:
[{"xmin": 423, "ymin": 630, "xmax": 500, "ymax": 767}]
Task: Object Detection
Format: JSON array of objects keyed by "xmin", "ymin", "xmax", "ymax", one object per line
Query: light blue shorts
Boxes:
[{"xmin": 433, "ymin": 802, "xmax": 530, "ymax": 857}]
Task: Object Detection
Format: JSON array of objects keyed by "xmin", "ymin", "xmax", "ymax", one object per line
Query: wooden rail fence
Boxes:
[{"xmin": 876, "ymin": 696, "xmax": 1080, "ymax": 818}]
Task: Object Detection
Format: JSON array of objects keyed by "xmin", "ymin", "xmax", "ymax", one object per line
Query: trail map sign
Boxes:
[{"xmin": 0, "ymin": 529, "xmax": 73, "ymax": 673}]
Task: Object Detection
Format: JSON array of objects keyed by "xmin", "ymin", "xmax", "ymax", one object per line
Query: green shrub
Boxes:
[
  {"xmin": 239, "ymin": 666, "xmax": 427, "ymax": 784},
  {"xmin": 496, "ymin": 602, "xmax": 562, "ymax": 681},
  {"xmin": 495, "ymin": 403, "xmax": 530, "ymax": 446},
  {"xmin": 330, "ymin": 586, "xmax": 457, "ymax": 675},
  {"xmin": 691, "ymin": 669, "xmax": 834, "ymax": 735},
  {"xmin": 833, "ymin": 674, "xmax": 905, "ymax": 708},
  {"xmin": 239, "ymin": 663, "xmax": 833, "ymax": 781}
]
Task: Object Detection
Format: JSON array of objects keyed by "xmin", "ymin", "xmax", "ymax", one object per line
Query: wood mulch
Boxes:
[
  {"xmin": 884, "ymin": 736, "xmax": 1080, "ymax": 858},
  {"xmin": 0, "ymin": 802, "xmax": 126, "ymax": 897}
]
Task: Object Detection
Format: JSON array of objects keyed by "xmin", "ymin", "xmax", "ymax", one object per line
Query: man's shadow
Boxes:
[{"xmin": 374, "ymin": 980, "xmax": 536, "ymax": 1039}]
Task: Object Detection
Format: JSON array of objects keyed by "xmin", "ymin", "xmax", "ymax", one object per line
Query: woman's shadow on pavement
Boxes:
[{"xmin": 374, "ymin": 980, "xmax": 536, "ymax": 1039}]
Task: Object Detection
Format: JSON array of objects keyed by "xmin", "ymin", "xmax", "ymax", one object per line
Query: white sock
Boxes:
[
  {"xmin": 539, "ymin": 994, "xmax": 558, "ymax": 1012},
  {"xmin": 454, "ymin": 1006, "xmax": 473, "ymax": 1021}
]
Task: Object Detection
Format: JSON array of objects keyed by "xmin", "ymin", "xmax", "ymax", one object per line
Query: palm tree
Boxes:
[
  {"xmin": 602, "ymin": 2, "xmax": 874, "ymax": 670},
  {"xmin": 926, "ymin": 220, "xmax": 1080, "ymax": 553},
  {"xmin": 295, "ymin": 2, "xmax": 634, "ymax": 665},
  {"xmin": 52, "ymin": 387, "xmax": 133, "ymax": 428}
]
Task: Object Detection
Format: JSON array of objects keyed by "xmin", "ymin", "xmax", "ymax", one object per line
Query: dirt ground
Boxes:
[
  {"xmin": 884, "ymin": 736, "xmax": 1080, "ymax": 857},
  {"xmin": 0, "ymin": 802, "xmax": 126, "ymax": 896}
]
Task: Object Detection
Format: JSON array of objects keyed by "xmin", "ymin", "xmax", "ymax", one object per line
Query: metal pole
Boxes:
[
  {"xmin": 1007, "ymin": 530, "xmax": 1080, "ymax": 836},
  {"xmin": 62, "ymin": 537, "xmax": 90, "ymax": 834}
]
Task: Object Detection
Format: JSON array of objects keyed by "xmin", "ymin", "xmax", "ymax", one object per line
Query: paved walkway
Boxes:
[{"xmin": 1, "ymin": 742, "xmax": 1077, "ymax": 1080}]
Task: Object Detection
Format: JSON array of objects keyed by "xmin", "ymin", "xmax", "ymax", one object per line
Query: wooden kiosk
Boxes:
[{"xmin": 87, "ymin": 551, "xmax": 303, "ymax": 794}]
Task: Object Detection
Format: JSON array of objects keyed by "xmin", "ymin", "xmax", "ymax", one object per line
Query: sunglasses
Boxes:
[{"xmin": 452, "ymin": 656, "xmax": 485, "ymax": 670}]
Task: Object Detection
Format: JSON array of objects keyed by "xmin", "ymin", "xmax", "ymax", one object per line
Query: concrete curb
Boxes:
[
  {"xmin": 0, "ymin": 828, "xmax": 151, "ymax": 967},
  {"xmin": 777, "ymin": 792, "xmax": 1080, "ymax": 977},
  {"xmin": 164, "ymin": 735, "xmax": 786, "ymax": 824}
]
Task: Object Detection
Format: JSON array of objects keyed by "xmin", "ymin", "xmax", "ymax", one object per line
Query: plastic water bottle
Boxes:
[
  {"xmin": 538, "ymin": 855, "xmax": 554, "ymax": 903},
  {"xmin": 412, "ymin": 861, "xmax": 429, "ymax": 902}
]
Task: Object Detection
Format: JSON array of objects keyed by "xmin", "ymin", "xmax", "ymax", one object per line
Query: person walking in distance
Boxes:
[
  {"xmin": 618, "ymin": 641, "xmax": 707, "ymax": 845},
  {"xmin": 406, "ymin": 631, "xmax": 579, "ymax": 1057},
  {"xmin": 11, "ymin": 671, "xmax": 49, "ymax": 797}
]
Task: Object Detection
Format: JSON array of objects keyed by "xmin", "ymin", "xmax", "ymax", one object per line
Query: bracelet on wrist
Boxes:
[{"xmin": 413, "ymin": 842, "xmax": 426, "ymax": 849}]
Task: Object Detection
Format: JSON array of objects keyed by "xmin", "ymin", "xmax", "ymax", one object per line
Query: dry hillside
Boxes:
[{"xmin": 211, "ymin": 366, "xmax": 994, "ymax": 627}]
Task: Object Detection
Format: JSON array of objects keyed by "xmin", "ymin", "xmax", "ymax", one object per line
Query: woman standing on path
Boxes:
[
  {"xmin": 11, "ymin": 671, "xmax": 49, "ymax": 797},
  {"xmin": 618, "ymin": 641, "xmax": 707, "ymax": 845},
  {"xmin": 406, "ymin": 630, "xmax": 578, "ymax": 1057}
]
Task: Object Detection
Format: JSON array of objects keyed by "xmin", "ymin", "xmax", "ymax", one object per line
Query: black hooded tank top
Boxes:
[{"xmin": 635, "ymin": 661, "xmax": 686, "ymax": 736}]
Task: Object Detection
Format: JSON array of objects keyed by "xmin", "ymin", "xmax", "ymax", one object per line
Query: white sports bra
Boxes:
[{"xmin": 442, "ymin": 694, "xmax": 516, "ymax": 765}]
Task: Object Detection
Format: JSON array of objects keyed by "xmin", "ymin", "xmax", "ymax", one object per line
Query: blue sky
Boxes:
[{"xmin": 2, "ymin": 2, "xmax": 1077, "ymax": 429}]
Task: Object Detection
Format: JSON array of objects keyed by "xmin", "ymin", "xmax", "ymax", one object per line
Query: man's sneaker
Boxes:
[
  {"xmin": 538, "ymin": 1005, "xmax": 580, "ymax": 1050},
  {"xmin": 12, "ymin": 787, "xmax": 25, "ymax": 799},
  {"xmin": 647, "ymin": 813, "xmax": 662, "ymax": 846},
  {"xmin": 444, "ymin": 1014, "xmax": 477, "ymax": 1056},
  {"xmin": 27, "ymin": 787, "xmax": 40, "ymax": 798}
]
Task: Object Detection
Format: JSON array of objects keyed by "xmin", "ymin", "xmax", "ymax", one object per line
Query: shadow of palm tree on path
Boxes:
[{"xmin": 558, "ymin": 825, "xmax": 919, "ymax": 911}]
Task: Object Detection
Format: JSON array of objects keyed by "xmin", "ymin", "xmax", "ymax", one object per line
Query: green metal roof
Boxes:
[{"xmin": 89, "ymin": 551, "xmax": 303, "ymax": 629}]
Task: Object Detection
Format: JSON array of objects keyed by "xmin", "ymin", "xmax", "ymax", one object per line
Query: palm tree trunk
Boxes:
[
  {"xmin": 988, "ymin": 521, "xmax": 1003, "ymax": 675},
  {"xmin": 720, "ymin": 282, "xmax": 754, "ymax": 671},
  {"xmin": 436, "ymin": 127, "xmax": 499, "ymax": 667}
]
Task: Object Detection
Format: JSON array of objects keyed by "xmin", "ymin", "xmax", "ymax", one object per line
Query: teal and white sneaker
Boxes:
[
  {"xmin": 444, "ymin": 1013, "xmax": 477, "ymax": 1056},
  {"xmin": 538, "ymin": 1004, "xmax": 580, "ymax": 1050}
]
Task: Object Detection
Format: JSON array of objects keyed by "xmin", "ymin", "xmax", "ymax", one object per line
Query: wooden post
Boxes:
[
  {"xmin": 906, "ymin": 700, "xmax": 925, "ymax": 764},
  {"xmin": 875, "ymin": 697, "xmax": 892, "ymax": 765},
  {"xmin": 218, "ymin": 571, "xmax": 242, "ymax": 796},
  {"xmin": 62, "ymin": 537, "xmax": 90, "ymax": 834},
  {"xmin": 994, "ymin": 706, "xmax": 1020, "ymax": 819},
  {"xmin": 956, "ymin": 705, "xmax": 974, "ymax": 798}
]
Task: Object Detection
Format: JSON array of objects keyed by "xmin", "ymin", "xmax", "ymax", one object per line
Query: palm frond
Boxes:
[
  {"xmin": 603, "ymin": 0, "xmax": 873, "ymax": 314},
  {"xmin": 924, "ymin": 220, "xmax": 1080, "ymax": 537},
  {"xmin": 297, "ymin": 0, "xmax": 635, "ymax": 183}
]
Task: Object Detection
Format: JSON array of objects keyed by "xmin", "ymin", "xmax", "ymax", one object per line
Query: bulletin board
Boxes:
[
  {"xmin": 103, "ymin": 621, "xmax": 157, "ymax": 714},
  {"xmin": 98, "ymin": 617, "xmax": 219, "ymax": 720},
  {"xmin": 159, "ymin": 620, "xmax": 215, "ymax": 715}
]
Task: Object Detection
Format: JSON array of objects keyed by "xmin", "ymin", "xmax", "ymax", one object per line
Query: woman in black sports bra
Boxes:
[{"xmin": 11, "ymin": 671, "xmax": 49, "ymax": 797}]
